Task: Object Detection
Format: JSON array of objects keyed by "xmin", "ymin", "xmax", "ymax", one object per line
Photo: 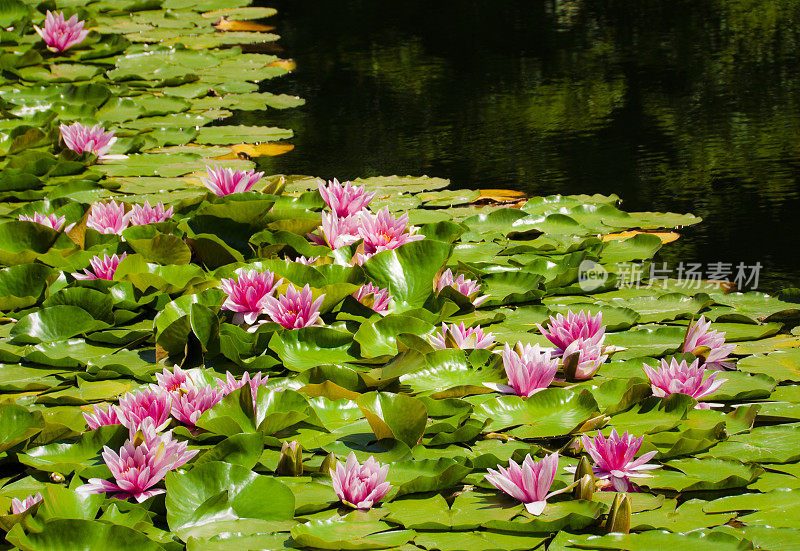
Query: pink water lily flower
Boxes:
[
  {"xmin": 580, "ymin": 429, "xmax": 660, "ymax": 492},
  {"xmin": 117, "ymin": 388, "xmax": 172, "ymax": 431},
  {"xmin": 486, "ymin": 453, "xmax": 565, "ymax": 515},
  {"xmin": 429, "ymin": 322, "xmax": 495, "ymax": 350},
  {"xmin": 436, "ymin": 268, "xmax": 489, "ymax": 307},
  {"xmin": 562, "ymin": 337, "xmax": 608, "ymax": 380},
  {"xmin": 72, "ymin": 252, "xmax": 126, "ymax": 281},
  {"xmin": 331, "ymin": 452, "xmax": 391, "ymax": 509},
  {"xmin": 35, "ymin": 11, "xmax": 89, "ymax": 52},
  {"xmin": 83, "ymin": 404, "xmax": 121, "ymax": 430},
  {"xmin": 537, "ymin": 310, "xmax": 605, "ymax": 353},
  {"xmin": 358, "ymin": 208, "xmax": 424, "ymax": 256},
  {"xmin": 201, "ymin": 166, "xmax": 264, "ymax": 196},
  {"xmin": 487, "ymin": 343, "xmax": 558, "ymax": 397},
  {"xmin": 77, "ymin": 420, "xmax": 197, "ymax": 502},
  {"xmin": 170, "ymin": 385, "xmax": 223, "ymax": 427},
  {"xmin": 682, "ymin": 316, "xmax": 736, "ymax": 370},
  {"xmin": 11, "ymin": 493, "xmax": 43, "ymax": 515},
  {"xmin": 18, "ymin": 212, "xmax": 66, "ymax": 231},
  {"xmin": 129, "ymin": 201, "xmax": 173, "ymax": 226},
  {"xmin": 643, "ymin": 358, "xmax": 726, "ymax": 409},
  {"xmin": 352, "ymin": 208, "xmax": 424, "ymax": 265},
  {"xmin": 154, "ymin": 366, "xmax": 193, "ymax": 394},
  {"xmin": 220, "ymin": 269, "xmax": 283, "ymax": 325},
  {"xmin": 60, "ymin": 123, "xmax": 116, "ymax": 158},
  {"xmin": 261, "ymin": 283, "xmax": 325, "ymax": 329},
  {"xmin": 311, "ymin": 211, "xmax": 363, "ymax": 249},
  {"xmin": 353, "ymin": 283, "xmax": 393, "ymax": 314},
  {"xmin": 86, "ymin": 200, "xmax": 131, "ymax": 235},
  {"xmin": 135, "ymin": 419, "xmax": 196, "ymax": 470},
  {"xmin": 217, "ymin": 371, "xmax": 270, "ymax": 410},
  {"xmin": 318, "ymin": 179, "xmax": 376, "ymax": 217}
]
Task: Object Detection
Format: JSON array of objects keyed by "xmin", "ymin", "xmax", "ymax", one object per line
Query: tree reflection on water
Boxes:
[{"xmin": 248, "ymin": 0, "xmax": 800, "ymax": 290}]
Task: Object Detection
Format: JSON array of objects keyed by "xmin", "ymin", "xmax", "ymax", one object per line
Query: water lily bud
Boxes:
[
  {"xmin": 574, "ymin": 456, "xmax": 593, "ymax": 481},
  {"xmin": 603, "ymin": 344, "xmax": 627, "ymax": 358},
  {"xmin": 606, "ymin": 493, "xmax": 631, "ymax": 534},
  {"xmin": 49, "ymin": 472, "xmax": 65, "ymax": 483},
  {"xmin": 564, "ymin": 437, "xmax": 582, "ymax": 452},
  {"xmin": 319, "ymin": 451, "xmax": 337, "ymax": 475},
  {"xmin": 574, "ymin": 474, "xmax": 595, "ymax": 501},
  {"xmin": 276, "ymin": 441, "xmax": 303, "ymax": 476}
]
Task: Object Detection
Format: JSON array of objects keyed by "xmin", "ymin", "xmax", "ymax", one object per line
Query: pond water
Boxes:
[{"xmin": 247, "ymin": 0, "xmax": 800, "ymax": 293}]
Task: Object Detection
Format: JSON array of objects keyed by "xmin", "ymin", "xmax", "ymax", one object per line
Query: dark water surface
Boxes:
[{"xmin": 248, "ymin": 0, "xmax": 800, "ymax": 292}]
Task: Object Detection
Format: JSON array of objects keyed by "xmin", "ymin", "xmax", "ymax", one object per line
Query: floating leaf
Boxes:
[
  {"xmin": 10, "ymin": 306, "xmax": 107, "ymax": 344},
  {"xmin": 472, "ymin": 388, "xmax": 599, "ymax": 437},
  {"xmin": 291, "ymin": 518, "xmax": 412, "ymax": 551},
  {"xmin": 7, "ymin": 519, "xmax": 166, "ymax": 551},
  {"xmin": 357, "ymin": 392, "xmax": 428, "ymax": 448},
  {"xmin": 165, "ymin": 461, "xmax": 294, "ymax": 539}
]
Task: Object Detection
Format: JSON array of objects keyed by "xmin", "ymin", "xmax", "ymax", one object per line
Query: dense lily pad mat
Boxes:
[{"xmin": 0, "ymin": 1, "xmax": 800, "ymax": 551}]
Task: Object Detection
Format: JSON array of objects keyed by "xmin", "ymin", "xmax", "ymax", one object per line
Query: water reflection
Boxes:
[{"xmin": 246, "ymin": 0, "xmax": 800, "ymax": 291}]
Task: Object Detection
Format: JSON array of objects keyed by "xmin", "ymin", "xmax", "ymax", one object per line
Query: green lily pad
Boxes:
[
  {"xmin": 165, "ymin": 461, "xmax": 295, "ymax": 539},
  {"xmin": 290, "ymin": 517, "xmax": 413, "ymax": 551},
  {"xmin": 269, "ymin": 327, "xmax": 359, "ymax": 372},
  {"xmin": 6, "ymin": 519, "xmax": 166, "ymax": 551},
  {"xmin": 472, "ymin": 388, "xmax": 599, "ymax": 437},
  {"xmin": 707, "ymin": 424, "xmax": 800, "ymax": 463}
]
